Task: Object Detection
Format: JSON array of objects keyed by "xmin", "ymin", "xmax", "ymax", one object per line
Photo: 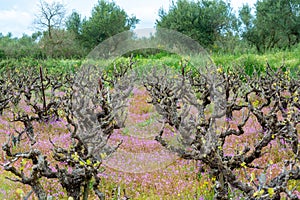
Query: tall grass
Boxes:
[
  {"xmin": 212, "ymin": 45, "xmax": 300, "ymax": 76},
  {"xmin": 1, "ymin": 46, "xmax": 299, "ymax": 77}
]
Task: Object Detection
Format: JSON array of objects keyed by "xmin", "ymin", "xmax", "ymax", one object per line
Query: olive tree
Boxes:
[{"xmin": 156, "ymin": 0, "xmax": 237, "ymax": 49}]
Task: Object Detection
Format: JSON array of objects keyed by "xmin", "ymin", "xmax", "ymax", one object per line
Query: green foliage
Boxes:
[
  {"xmin": 212, "ymin": 46, "xmax": 300, "ymax": 76},
  {"xmin": 0, "ymin": 29, "xmax": 83, "ymax": 59},
  {"xmin": 156, "ymin": 0, "xmax": 238, "ymax": 49},
  {"xmin": 0, "ymin": 1, "xmax": 140, "ymax": 59},
  {"xmin": 239, "ymin": 0, "xmax": 300, "ymax": 52},
  {"xmin": 39, "ymin": 29, "xmax": 85, "ymax": 59},
  {"xmin": 1, "ymin": 0, "xmax": 300, "ymax": 59},
  {"xmin": 66, "ymin": 11, "xmax": 82, "ymax": 38},
  {"xmin": 0, "ymin": 49, "xmax": 6, "ymax": 59},
  {"xmin": 1, "ymin": 47, "xmax": 299, "ymax": 78},
  {"xmin": 0, "ymin": 58, "xmax": 81, "ymax": 76},
  {"xmin": 122, "ymin": 49, "xmax": 175, "ymax": 59},
  {"xmin": 238, "ymin": 55, "xmax": 265, "ymax": 75},
  {"xmin": 0, "ymin": 33, "xmax": 43, "ymax": 59},
  {"xmin": 80, "ymin": 0, "xmax": 139, "ymax": 51}
]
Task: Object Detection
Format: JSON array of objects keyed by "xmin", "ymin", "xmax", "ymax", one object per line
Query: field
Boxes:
[{"xmin": 0, "ymin": 48, "xmax": 299, "ymax": 200}]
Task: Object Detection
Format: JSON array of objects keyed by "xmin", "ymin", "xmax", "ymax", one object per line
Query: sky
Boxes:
[{"xmin": 0, "ymin": 0, "xmax": 256, "ymax": 38}]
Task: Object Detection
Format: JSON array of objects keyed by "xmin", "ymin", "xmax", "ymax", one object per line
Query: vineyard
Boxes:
[
  {"xmin": 1, "ymin": 0, "xmax": 300, "ymax": 199},
  {"xmin": 0, "ymin": 50, "xmax": 299, "ymax": 200}
]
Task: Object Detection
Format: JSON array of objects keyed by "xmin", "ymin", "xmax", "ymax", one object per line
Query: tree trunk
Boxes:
[
  {"xmin": 31, "ymin": 181, "xmax": 47, "ymax": 200},
  {"xmin": 213, "ymin": 169, "xmax": 229, "ymax": 200}
]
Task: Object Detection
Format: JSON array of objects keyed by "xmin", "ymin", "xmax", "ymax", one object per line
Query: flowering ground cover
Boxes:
[{"xmin": 0, "ymin": 85, "xmax": 299, "ymax": 199}]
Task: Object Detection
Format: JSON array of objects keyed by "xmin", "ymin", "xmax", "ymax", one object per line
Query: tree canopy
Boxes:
[
  {"xmin": 66, "ymin": 11, "xmax": 82, "ymax": 39},
  {"xmin": 156, "ymin": 0, "xmax": 237, "ymax": 48},
  {"xmin": 240, "ymin": 0, "xmax": 300, "ymax": 52},
  {"xmin": 80, "ymin": 0, "xmax": 139, "ymax": 51},
  {"xmin": 33, "ymin": 0, "xmax": 66, "ymax": 39},
  {"xmin": 1, "ymin": 0, "xmax": 300, "ymax": 58}
]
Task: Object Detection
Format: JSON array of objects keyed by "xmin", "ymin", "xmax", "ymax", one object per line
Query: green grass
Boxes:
[
  {"xmin": 0, "ymin": 171, "xmax": 30, "ymax": 199},
  {"xmin": 1, "ymin": 46, "xmax": 299, "ymax": 78},
  {"xmin": 212, "ymin": 46, "xmax": 300, "ymax": 76},
  {"xmin": 136, "ymin": 115, "xmax": 156, "ymax": 128}
]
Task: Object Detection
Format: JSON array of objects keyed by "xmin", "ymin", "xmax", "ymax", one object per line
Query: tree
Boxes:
[
  {"xmin": 66, "ymin": 11, "xmax": 82, "ymax": 39},
  {"xmin": 80, "ymin": 0, "xmax": 139, "ymax": 51},
  {"xmin": 240, "ymin": 0, "xmax": 300, "ymax": 52},
  {"xmin": 39, "ymin": 29, "xmax": 85, "ymax": 58},
  {"xmin": 0, "ymin": 33, "xmax": 42, "ymax": 59},
  {"xmin": 238, "ymin": 4, "xmax": 263, "ymax": 52},
  {"xmin": 156, "ymin": 0, "xmax": 237, "ymax": 49},
  {"xmin": 34, "ymin": 0, "xmax": 66, "ymax": 39}
]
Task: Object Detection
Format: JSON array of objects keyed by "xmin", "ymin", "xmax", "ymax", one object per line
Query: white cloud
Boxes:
[
  {"xmin": 0, "ymin": 9, "xmax": 34, "ymax": 37},
  {"xmin": 113, "ymin": 0, "xmax": 171, "ymax": 28}
]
